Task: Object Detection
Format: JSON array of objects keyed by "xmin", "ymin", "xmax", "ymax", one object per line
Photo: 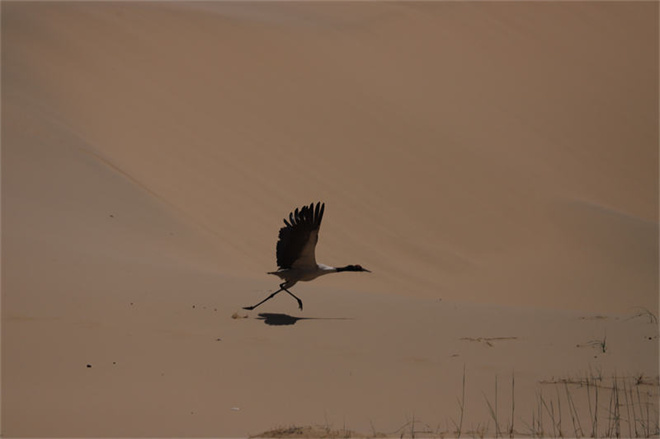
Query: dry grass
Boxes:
[
  {"xmin": 252, "ymin": 371, "xmax": 659, "ymax": 438},
  {"xmin": 459, "ymin": 337, "xmax": 518, "ymax": 347},
  {"xmin": 253, "ymin": 425, "xmax": 356, "ymax": 438},
  {"xmin": 485, "ymin": 372, "xmax": 659, "ymax": 438},
  {"xmin": 628, "ymin": 307, "xmax": 659, "ymax": 325},
  {"xmin": 576, "ymin": 332, "xmax": 609, "ymax": 353}
]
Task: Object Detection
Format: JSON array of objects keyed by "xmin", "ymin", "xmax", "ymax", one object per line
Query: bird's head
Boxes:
[{"xmin": 338, "ymin": 264, "xmax": 371, "ymax": 273}]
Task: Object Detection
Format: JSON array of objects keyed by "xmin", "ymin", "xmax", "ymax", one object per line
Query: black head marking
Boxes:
[{"xmin": 337, "ymin": 264, "xmax": 371, "ymax": 273}]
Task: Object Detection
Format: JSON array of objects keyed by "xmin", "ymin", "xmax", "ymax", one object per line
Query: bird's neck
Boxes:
[
  {"xmin": 334, "ymin": 265, "xmax": 353, "ymax": 272},
  {"xmin": 317, "ymin": 264, "xmax": 337, "ymax": 273}
]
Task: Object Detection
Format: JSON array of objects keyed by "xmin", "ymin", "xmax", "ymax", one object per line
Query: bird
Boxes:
[{"xmin": 243, "ymin": 202, "xmax": 371, "ymax": 311}]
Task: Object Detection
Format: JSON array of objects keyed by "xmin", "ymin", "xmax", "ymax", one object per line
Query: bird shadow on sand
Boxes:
[{"xmin": 257, "ymin": 313, "xmax": 352, "ymax": 326}]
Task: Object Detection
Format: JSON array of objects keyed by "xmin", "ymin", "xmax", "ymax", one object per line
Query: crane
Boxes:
[{"xmin": 243, "ymin": 202, "xmax": 370, "ymax": 311}]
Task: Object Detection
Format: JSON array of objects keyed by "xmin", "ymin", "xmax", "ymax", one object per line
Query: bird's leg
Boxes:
[
  {"xmin": 282, "ymin": 287, "xmax": 303, "ymax": 311},
  {"xmin": 242, "ymin": 287, "xmax": 284, "ymax": 311}
]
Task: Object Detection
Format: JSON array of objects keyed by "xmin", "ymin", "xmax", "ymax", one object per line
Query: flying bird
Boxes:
[{"xmin": 243, "ymin": 202, "xmax": 370, "ymax": 311}]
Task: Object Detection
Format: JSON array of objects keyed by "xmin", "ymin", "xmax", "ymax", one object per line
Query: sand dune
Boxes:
[{"xmin": 2, "ymin": 2, "xmax": 657, "ymax": 437}]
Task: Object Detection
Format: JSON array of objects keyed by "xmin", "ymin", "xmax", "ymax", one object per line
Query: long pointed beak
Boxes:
[{"xmin": 364, "ymin": 268, "xmax": 372, "ymax": 273}]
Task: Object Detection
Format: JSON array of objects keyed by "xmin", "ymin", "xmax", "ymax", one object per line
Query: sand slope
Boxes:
[{"xmin": 2, "ymin": 2, "xmax": 658, "ymax": 437}]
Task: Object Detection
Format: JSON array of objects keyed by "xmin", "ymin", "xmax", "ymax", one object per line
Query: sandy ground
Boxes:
[{"xmin": 2, "ymin": 2, "xmax": 658, "ymax": 437}]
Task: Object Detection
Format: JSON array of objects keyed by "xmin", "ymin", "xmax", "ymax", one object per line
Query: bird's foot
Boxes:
[{"xmin": 242, "ymin": 306, "xmax": 255, "ymax": 311}]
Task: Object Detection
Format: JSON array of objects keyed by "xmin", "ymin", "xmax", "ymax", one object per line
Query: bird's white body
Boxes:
[{"xmin": 268, "ymin": 264, "xmax": 337, "ymax": 287}]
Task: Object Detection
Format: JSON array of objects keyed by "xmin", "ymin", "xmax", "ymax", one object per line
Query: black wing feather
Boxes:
[{"xmin": 276, "ymin": 202, "xmax": 325, "ymax": 269}]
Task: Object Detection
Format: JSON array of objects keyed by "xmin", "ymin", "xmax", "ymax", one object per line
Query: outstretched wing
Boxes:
[{"xmin": 275, "ymin": 202, "xmax": 325, "ymax": 269}]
